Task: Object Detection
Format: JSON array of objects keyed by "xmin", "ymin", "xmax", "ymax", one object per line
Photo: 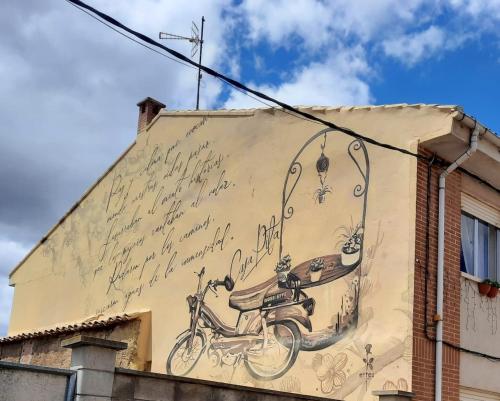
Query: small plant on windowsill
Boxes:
[
  {"xmin": 487, "ymin": 281, "xmax": 500, "ymax": 298},
  {"xmin": 478, "ymin": 279, "xmax": 493, "ymax": 296}
]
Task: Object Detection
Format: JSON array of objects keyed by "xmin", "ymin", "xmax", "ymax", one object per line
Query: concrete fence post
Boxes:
[
  {"xmin": 62, "ymin": 335, "xmax": 127, "ymax": 401},
  {"xmin": 373, "ymin": 390, "xmax": 416, "ymax": 401}
]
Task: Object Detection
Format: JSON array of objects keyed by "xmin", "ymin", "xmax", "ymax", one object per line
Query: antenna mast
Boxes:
[
  {"xmin": 196, "ymin": 17, "xmax": 205, "ymax": 111},
  {"xmin": 159, "ymin": 16, "xmax": 205, "ymax": 110}
]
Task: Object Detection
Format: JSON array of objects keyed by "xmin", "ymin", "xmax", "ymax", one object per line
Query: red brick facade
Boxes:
[{"xmin": 412, "ymin": 148, "xmax": 461, "ymax": 401}]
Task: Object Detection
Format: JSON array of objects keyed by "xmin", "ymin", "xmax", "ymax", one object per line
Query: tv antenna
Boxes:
[{"xmin": 159, "ymin": 17, "xmax": 205, "ymax": 110}]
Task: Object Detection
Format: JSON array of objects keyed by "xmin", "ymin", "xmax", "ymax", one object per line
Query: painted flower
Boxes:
[{"xmin": 312, "ymin": 352, "xmax": 348, "ymax": 393}]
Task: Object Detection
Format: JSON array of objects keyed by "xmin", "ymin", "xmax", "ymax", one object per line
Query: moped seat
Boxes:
[{"xmin": 229, "ymin": 275, "xmax": 277, "ymax": 311}]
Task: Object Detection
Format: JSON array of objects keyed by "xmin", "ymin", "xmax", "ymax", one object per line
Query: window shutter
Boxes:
[{"xmin": 461, "ymin": 192, "xmax": 500, "ymax": 227}]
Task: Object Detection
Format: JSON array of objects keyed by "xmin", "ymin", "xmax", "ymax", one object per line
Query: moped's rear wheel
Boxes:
[
  {"xmin": 244, "ymin": 320, "xmax": 301, "ymax": 381},
  {"xmin": 166, "ymin": 330, "xmax": 206, "ymax": 377}
]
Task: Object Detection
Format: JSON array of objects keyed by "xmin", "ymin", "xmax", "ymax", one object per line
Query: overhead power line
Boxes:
[
  {"xmin": 66, "ymin": 3, "xmax": 320, "ymax": 132},
  {"xmin": 65, "ymin": 0, "xmax": 197, "ymax": 71},
  {"xmin": 65, "ymin": 0, "xmax": 424, "ymax": 160},
  {"xmin": 65, "ymin": 0, "xmax": 499, "ymax": 194}
]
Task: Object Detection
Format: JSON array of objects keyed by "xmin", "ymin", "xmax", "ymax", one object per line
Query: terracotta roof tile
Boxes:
[
  {"xmin": 0, "ymin": 314, "xmax": 136, "ymax": 344},
  {"xmin": 162, "ymin": 103, "xmax": 461, "ymax": 113}
]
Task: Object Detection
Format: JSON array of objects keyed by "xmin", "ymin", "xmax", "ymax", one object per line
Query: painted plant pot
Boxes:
[
  {"xmin": 310, "ymin": 270, "xmax": 322, "ymax": 282},
  {"xmin": 338, "ymin": 230, "xmax": 363, "ymax": 268},
  {"xmin": 341, "ymin": 249, "xmax": 360, "ymax": 267},
  {"xmin": 478, "ymin": 282, "xmax": 492, "ymax": 296},
  {"xmin": 277, "ymin": 271, "xmax": 289, "ymax": 285},
  {"xmin": 309, "ymin": 258, "xmax": 325, "ymax": 282},
  {"xmin": 487, "ymin": 286, "xmax": 499, "ymax": 298}
]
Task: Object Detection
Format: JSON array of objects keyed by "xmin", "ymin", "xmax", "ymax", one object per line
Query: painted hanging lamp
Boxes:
[{"xmin": 314, "ymin": 133, "xmax": 332, "ymax": 204}]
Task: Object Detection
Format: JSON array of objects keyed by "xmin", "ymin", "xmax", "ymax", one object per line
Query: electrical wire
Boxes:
[
  {"xmin": 65, "ymin": 0, "xmax": 197, "ymax": 71},
  {"xmin": 218, "ymin": 77, "xmax": 326, "ymax": 127},
  {"xmin": 222, "ymin": 77, "xmax": 500, "ymax": 197},
  {"xmin": 68, "ymin": 0, "xmax": 309, "ymax": 126},
  {"xmin": 65, "ymin": 0, "xmax": 500, "ymax": 194},
  {"xmin": 65, "ymin": 0, "xmax": 429, "ymax": 161}
]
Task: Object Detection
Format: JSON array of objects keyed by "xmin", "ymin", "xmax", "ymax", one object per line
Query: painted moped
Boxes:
[{"xmin": 166, "ymin": 266, "xmax": 315, "ymax": 380}]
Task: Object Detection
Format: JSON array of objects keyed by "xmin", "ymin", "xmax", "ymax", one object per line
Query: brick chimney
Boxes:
[{"xmin": 136, "ymin": 97, "xmax": 166, "ymax": 134}]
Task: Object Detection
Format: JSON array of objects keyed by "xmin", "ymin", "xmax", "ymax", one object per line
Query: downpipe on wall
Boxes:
[
  {"xmin": 64, "ymin": 372, "xmax": 77, "ymax": 401},
  {"xmin": 435, "ymin": 124, "xmax": 480, "ymax": 401}
]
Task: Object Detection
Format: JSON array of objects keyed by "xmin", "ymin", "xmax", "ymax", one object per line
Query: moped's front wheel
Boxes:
[
  {"xmin": 166, "ymin": 330, "xmax": 206, "ymax": 377},
  {"xmin": 244, "ymin": 320, "xmax": 301, "ymax": 381}
]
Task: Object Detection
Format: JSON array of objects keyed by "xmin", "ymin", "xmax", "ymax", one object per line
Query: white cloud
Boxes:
[
  {"xmin": 0, "ymin": 239, "xmax": 30, "ymax": 336},
  {"xmin": 0, "ymin": 279, "xmax": 14, "ymax": 336},
  {"xmin": 238, "ymin": 0, "xmax": 433, "ymax": 48},
  {"xmin": 237, "ymin": 0, "xmax": 500, "ymax": 70},
  {"xmin": 382, "ymin": 25, "xmax": 470, "ymax": 66},
  {"xmin": 382, "ymin": 26, "xmax": 446, "ymax": 66},
  {"xmin": 448, "ymin": 0, "xmax": 500, "ymax": 20},
  {"xmin": 327, "ymin": 0, "xmax": 432, "ymax": 42},
  {"xmin": 239, "ymin": 0, "xmax": 333, "ymax": 49},
  {"xmin": 224, "ymin": 46, "xmax": 372, "ymax": 108}
]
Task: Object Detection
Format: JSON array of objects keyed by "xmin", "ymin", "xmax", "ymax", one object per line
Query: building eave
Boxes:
[{"xmin": 420, "ymin": 110, "xmax": 499, "ymax": 191}]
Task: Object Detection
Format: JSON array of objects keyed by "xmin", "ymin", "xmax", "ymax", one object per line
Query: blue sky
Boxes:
[
  {"xmin": 218, "ymin": 1, "xmax": 500, "ymax": 129},
  {"xmin": 0, "ymin": 0, "xmax": 499, "ymax": 336}
]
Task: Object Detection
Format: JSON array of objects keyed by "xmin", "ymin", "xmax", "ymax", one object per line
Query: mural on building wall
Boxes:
[
  {"xmin": 11, "ymin": 114, "xmax": 415, "ymax": 400},
  {"xmin": 166, "ymin": 130, "xmax": 369, "ymax": 382}
]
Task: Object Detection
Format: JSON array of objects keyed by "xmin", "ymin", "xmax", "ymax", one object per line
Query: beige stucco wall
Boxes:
[
  {"xmin": 460, "ymin": 275, "xmax": 500, "ymax": 393},
  {"xmin": 8, "ymin": 106, "xmax": 455, "ymax": 400}
]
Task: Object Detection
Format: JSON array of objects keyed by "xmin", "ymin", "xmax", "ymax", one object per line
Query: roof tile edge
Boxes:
[{"xmin": 0, "ymin": 312, "xmax": 147, "ymax": 344}]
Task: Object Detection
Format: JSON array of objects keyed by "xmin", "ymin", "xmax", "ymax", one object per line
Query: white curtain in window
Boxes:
[
  {"xmin": 461, "ymin": 214, "xmax": 474, "ymax": 275},
  {"xmin": 478, "ymin": 220, "xmax": 489, "ymax": 278}
]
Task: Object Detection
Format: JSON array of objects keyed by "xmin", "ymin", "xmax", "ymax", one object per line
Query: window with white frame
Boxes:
[{"xmin": 460, "ymin": 211, "xmax": 500, "ymax": 280}]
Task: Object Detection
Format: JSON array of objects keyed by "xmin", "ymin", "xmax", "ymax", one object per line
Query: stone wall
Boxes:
[
  {"xmin": 0, "ymin": 317, "xmax": 149, "ymax": 371},
  {"xmin": 0, "ymin": 361, "xmax": 73, "ymax": 401},
  {"xmin": 112, "ymin": 368, "xmax": 334, "ymax": 401}
]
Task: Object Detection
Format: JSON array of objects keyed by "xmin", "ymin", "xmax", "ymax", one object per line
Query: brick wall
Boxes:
[
  {"xmin": 137, "ymin": 99, "xmax": 164, "ymax": 134},
  {"xmin": 412, "ymin": 148, "xmax": 461, "ymax": 401}
]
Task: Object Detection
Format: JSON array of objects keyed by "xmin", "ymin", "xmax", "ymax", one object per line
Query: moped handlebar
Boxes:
[
  {"xmin": 212, "ymin": 275, "xmax": 235, "ymax": 292},
  {"xmin": 212, "ymin": 279, "xmax": 225, "ymax": 287},
  {"xmin": 208, "ymin": 284, "xmax": 218, "ymax": 297}
]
